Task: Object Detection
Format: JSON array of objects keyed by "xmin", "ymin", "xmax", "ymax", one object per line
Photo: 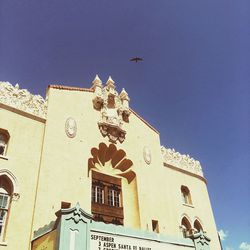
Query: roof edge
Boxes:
[
  {"xmin": 48, "ymin": 85, "xmax": 93, "ymax": 92},
  {"xmin": 48, "ymin": 84, "xmax": 159, "ymax": 134},
  {"xmin": 130, "ymin": 108, "xmax": 159, "ymax": 134}
]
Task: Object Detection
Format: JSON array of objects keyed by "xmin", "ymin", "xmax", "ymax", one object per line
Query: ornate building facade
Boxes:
[{"xmin": 0, "ymin": 77, "xmax": 221, "ymax": 250}]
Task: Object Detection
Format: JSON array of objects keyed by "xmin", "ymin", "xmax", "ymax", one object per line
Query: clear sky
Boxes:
[{"xmin": 0, "ymin": 1, "xmax": 249, "ymax": 249}]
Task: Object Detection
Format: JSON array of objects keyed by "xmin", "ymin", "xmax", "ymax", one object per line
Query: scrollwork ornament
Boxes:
[
  {"xmin": 65, "ymin": 117, "xmax": 77, "ymax": 138},
  {"xmin": 12, "ymin": 193, "xmax": 20, "ymax": 201}
]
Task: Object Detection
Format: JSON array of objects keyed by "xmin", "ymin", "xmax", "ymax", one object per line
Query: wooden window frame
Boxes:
[{"xmin": 91, "ymin": 171, "xmax": 123, "ymax": 225}]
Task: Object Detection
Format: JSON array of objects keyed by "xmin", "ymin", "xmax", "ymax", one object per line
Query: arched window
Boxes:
[
  {"xmin": 181, "ymin": 216, "xmax": 192, "ymax": 238},
  {"xmin": 0, "ymin": 129, "xmax": 10, "ymax": 156},
  {"xmin": 194, "ymin": 219, "xmax": 203, "ymax": 233},
  {"xmin": 0, "ymin": 175, "xmax": 13, "ymax": 241},
  {"xmin": 181, "ymin": 185, "xmax": 192, "ymax": 205}
]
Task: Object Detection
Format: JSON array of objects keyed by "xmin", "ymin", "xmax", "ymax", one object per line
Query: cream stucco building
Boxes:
[{"xmin": 0, "ymin": 77, "xmax": 221, "ymax": 250}]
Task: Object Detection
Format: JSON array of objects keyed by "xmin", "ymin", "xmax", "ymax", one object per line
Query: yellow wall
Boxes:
[
  {"xmin": 136, "ymin": 164, "xmax": 220, "ymax": 249},
  {"xmin": 0, "ymin": 107, "xmax": 45, "ymax": 250},
  {"xmin": 32, "ymin": 230, "xmax": 57, "ymax": 250},
  {"xmin": 32, "ymin": 87, "xmax": 162, "ymax": 230},
  {"xmin": 0, "ymin": 85, "xmax": 221, "ymax": 250}
]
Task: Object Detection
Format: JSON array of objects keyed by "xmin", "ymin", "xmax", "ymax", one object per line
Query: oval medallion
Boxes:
[
  {"xmin": 65, "ymin": 117, "xmax": 77, "ymax": 138},
  {"xmin": 143, "ymin": 146, "xmax": 151, "ymax": 165}
]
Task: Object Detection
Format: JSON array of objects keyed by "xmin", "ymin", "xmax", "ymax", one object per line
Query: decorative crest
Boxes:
[
  {"xmin": 92, "ymin": 76, "xmax": 131, "ymax": 143},
  {"xmin": 161, "ymin": 146, "xmax": 203, "ymax": 177},
  {"xmin": 0, "ymin": 82, "xmax": 47, "ymax": 119}
]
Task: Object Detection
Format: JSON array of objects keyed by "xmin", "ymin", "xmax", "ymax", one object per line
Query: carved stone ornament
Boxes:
[
  {"xmin": 190, "ymin": 231, "xmax": 211, "ymax": 249},
  {"xmin": 12, "ymin": 193, "xmax": 21, "ymax": 201},
  {"xmin": 143, "ymin": 146, "xmax": 151, "ymax": 164},
  {"xmin": 0, "ymin": 82, "xmax": 47, "ymax": 119},
  {"xmin": 161, "ymin": 146, "xmax": 204, "ymax": 177},
  {"xmin": 65, "ymin": 117, "xmax": 77, "ymax": 138},
  {"xmin": 92, "ymin": 75, "xmax": 131, "ymax": 143}
]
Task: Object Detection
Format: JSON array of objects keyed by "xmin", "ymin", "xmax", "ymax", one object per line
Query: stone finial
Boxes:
[
  {"xmin": 106, "ymin": 76, "xmax": 115, "ymax": 90},
  {"xmin": 92, "ymin": 74, "xmax": 102, "ymax": 89},
  {"xmin": 119, "ymin": 88, "xmax": 130, "ymax": 101}
]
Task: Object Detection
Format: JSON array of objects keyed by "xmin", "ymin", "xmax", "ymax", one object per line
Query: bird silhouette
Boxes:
[{"xmin": 130, "ymin": 57, "xmax": 143, "ymax": 63}]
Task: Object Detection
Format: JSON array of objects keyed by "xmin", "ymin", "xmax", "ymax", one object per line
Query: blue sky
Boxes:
[{"xmin": 0, "ymin": 1, "xmax": 249, "ymax": 249}]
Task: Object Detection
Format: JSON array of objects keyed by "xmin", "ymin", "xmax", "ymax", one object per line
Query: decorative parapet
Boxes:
[
  {"xmin": 0, "ymin": 82, "xmax": 47, "ymax": 119},
  {"xmin": 92, "ymin": 75, "xmax": 131, "ymax": 143},
  {"xmin": 161, "ymin": 146, "xmax": 204, "ymax": 177}
]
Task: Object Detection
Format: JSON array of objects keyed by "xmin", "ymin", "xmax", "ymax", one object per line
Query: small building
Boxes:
[{"xmin": 0, "ymin": 77, "xmax": 221, "ymax": 250}]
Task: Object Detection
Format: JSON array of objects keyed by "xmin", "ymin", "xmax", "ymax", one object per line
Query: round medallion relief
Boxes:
[
  {"xmin": 65, "ymin": 117, "xmax": 77, "ymax": 138},
  {"xmin": 143, "ymin": 146, "xmax": 151, "ymax": 165}
]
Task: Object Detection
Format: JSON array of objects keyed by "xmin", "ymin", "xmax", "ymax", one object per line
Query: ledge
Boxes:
[
  {"xmin": 182, "ymin": 203, "xmax": 194, "ymax": 208},
  {"xmin": 0, "ymin": 103, "xmax": 46, "ymax": 123},
  {"xmin": 0, "ymin": 155, "xmax": 9, "ymax": 160},
  {"xmin": 0, "ymin": 241, "xmax": 7, "ymax": 246}
]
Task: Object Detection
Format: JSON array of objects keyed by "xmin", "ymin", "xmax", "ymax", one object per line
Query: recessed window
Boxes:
[
  {"xmin": 107, "ymin": 95, "xmax": 115, "ymax": 109},
  {"xmin": 0, "ymin": 130, "xmax": 9, "ymax": 157},
  {"xmin": 181, "ymin": 217, "xmax": 192, "ymax": 238},
  {"xmin": 0, "ymin": 175, "xmax": 13, "ymax": 242},
  {"xmin": 181, "ymin": 186, "xmax": 192, "ymax": 205},
  {"xmin": 194, "ymin": 219, "xmax": 203, "ymax": 233},
  {"xmin": 92, "ymin": 182, "xmax": 104, "ymax": 204},
  {"xmin": 152, "ymin": 220, "xmax": 159, "ymax": 233},
  {"xmin": 91, "ymin": 171, "xmax": 123, "ymax": 225}
]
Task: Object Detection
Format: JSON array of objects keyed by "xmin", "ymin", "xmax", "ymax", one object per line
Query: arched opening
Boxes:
[
  {"xmin": 181, "ymin": 216, "xmax": 192, "ymax": 238},
  {"xmin": 194, "ymin": 219, "xmax": 203, "ymax": 233},
  {"xmin": 0, "ymin": 175, "xmax": 13, "ymax": 241},
  {"xmin": 107, "ymin": 94, "xmax": 115, "ymax": 109},
  {"xmin": 181, "ymin": 185, "xmax": 192, "ymax": 205},
  {"xmin": 0, "ymin": 129, "xmax": 10, "ymax": 156}
]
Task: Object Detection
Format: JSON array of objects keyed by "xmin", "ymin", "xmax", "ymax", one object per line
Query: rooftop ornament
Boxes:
[
  {"xmin": 92, "ymin": 75, "xmax": 131, "ymax": 144},
  {"xmin": 161, "ymin": 146, "xmax": 204, "ymax": 177},
  {"xmin": 0, "ymin": 81, "xmax": 47, "ymax": 119}
]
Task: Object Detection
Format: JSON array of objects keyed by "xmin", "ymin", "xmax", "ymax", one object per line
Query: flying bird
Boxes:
[{"xmin": 130, "ymin": 57, "xmax": 143, "ymax": 63}]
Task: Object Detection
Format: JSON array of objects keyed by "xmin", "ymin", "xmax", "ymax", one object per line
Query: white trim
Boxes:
[
  {"xmin": 0, "ymin": 156, "xmax": 9, "ymax": 161},
  {"xmin": 0, "ymin": 169, "xmax": 20, "ymax": 195},
  {"xmin": 0, "ymin": 241, "xmax": 7, "ymax": 246},
  {"xmin": 193, "ymin": 217, "xmax": 204, "ymax": 231},
  {"xmin": 180, "ymin": 213, "xmax": 192, "ymax": 227},
  {"xmin": 182, "ymin": 203, "xmax": 194, "ymax": 208}
]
